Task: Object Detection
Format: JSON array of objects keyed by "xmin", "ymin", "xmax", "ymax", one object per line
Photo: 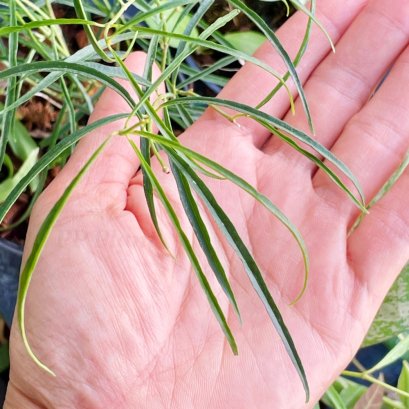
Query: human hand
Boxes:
[{"xmin": 4, "ymin": 0, "xmax": 409, "ymax": 407}]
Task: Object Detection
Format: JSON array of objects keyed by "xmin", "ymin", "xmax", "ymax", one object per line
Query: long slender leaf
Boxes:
[
  {"xmin": 116, "ymin": 0, "xmax": 197, "ymax": 36},
  {"xmin": 178, "ymin": 55, "xmax": 236, "ymax": 88},
  {"xmin": 140, "ymin": 138, "xmax": 170, "ymax": 250},
  {"xmin": 325, "ymin": 385, "xmax": 348, "ymax": 409},
  {"xmin": 170, "ymin": 160, "xmax": 241, "ymax": 319},
  {"xmin": 367, "ymin": 336, "xmax": 409, "ymax": 374},
  {"xmin": 73, "ymin": 0, "xmax": 111, "ymax": 62},
  {"xmin": 0, "ymin": 61, "xmax": 150, "ymax": 116},
  {"xmin": 134, "ymin": 129, "xmax": 310, "ymax": 292},
  {"xmin": 0, "ymin": 18, "xmax": 99, "ymax": 36},
  {"xmin": 289, "ymin": 0, "xmax": 335, "ymax": 51},
  {"xmin": 164, "ymin": 96, "xmax": 366, "ymax": 209},
  {"xmin": 128, "ymin": 10, "xmax": 275, "ymax": 120},
  {"xmin": 139, "ymin": 35, "xmax": 168, "ymax": 249},
  {"xmin": 256, "ymin": 0, "xmax": 316, "ymax": 109},
  {"xmin": 174, "ymin": 0, "xmax": 212, "ymax": 58},
  {"xmin": 0, "ymin": 0, "xmax": 18, "ymax": 170},
  {"xmin": 272, "ymin": 127, "xmax": 364, "ymax": 212},
  {"xmin": 227, "ymin": 0, "xmax": 313, "ymax": 132},
  {"xmin": 166, "ymin": 148, "xmax": 309, "ymax": 401},
  {"xmin": 0, "ymin": 113, "xmax": 128, "ymax": 223},
  {"xmin": 0, "ymin": 32, "xmax": 141, "ymax": 116},
  {"xmin": 18, "ymin": 137, "xmax": 112, "ymax": 376},
  {"xmin": 127, "ymin": 138, "xmax": 238, "ymax": 355},
  {"xmin": 398, "ymin": 361, "xmax": 409, "ymax": 408}
]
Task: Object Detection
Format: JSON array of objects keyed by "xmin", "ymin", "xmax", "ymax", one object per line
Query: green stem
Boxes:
[{"xmin": 342, "ymin": 371, "xmax": 409, "ymax": 399}]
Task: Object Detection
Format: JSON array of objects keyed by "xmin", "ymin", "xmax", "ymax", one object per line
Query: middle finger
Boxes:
[{"xmin": 262, "ymin": 0, "xmax": 409, "ymax": 172}]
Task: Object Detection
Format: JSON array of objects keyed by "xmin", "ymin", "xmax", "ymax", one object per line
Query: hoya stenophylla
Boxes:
[{"xmin": 0, "ymin": 0, "xmax": 365, "ymax": 402}]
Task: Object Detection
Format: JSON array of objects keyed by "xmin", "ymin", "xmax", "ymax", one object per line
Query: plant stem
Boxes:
[{"xmin": 342, "ymin": 371, "xmax": 409, "ymax": 399}]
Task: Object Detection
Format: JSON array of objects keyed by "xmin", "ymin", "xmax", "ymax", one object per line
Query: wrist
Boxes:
[{"xmin": 4, "ymin": 383, "xmax": 44, "ymax": 409}]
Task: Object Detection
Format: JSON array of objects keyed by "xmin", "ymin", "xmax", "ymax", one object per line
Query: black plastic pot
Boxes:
[
  {"xmin": 0, "ymin": 238, "xmax": 22, "ymax": 406},
  {"xmin": 0, "ymin": 238, "xmax": 22, "ymax": 328}
]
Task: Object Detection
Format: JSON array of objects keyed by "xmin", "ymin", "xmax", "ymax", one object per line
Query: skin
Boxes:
[{"xmin": 4, "ymin": 0, "xmax": 409, "ymax": 407}]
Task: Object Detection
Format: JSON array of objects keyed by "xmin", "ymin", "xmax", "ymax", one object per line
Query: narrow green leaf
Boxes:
[
  {"xmin": 136, "ymin": 130, "xmax": 309, "ymax": 288},
  {"xmin": 174, "ymin": 104, "xmax": 194, "ymax": 128},
  {"xmin": 0, "ymin": 102, "xmax": 37, "ymax": 161},
  {"xmin": 256, "ymin": 0, "xmax": 316, "ymax": 109},
  {"xmin": 140, "ymin": 138, "xmax": 169, "ymax": 250},
  {"xmin": 73, "ymin": 0, "xmax": 111, "ymax": 62},
  {"xmin": 398, "ymin": 361, "xmax": 409, "ymax": 408},
  {"xmin": 166, "ymin": 148, "xmax": 309, "ymax": 401},
  {"xmin": 177, "ymin": 55, "xmax": 236, "ymax": 88},
  {"xmin": 127, "ymin": 138, "xmax": 238, "ymax": 355},
  {"xmin": 18, "ymin": 137, "xmax": 112, "ymax": 376},
  {"xmin": 0, "ymin": 18, "xmax": 98, "ymax": 36},
  {"xmin": 0, "ymin": 113, "xmax": 128, "ymax": 224},
  {"xmin": 116, "ymin": 0, "xmax": 197, "ymax": 36},
  {"xmin": 272, "ymin": 127, "xmax": 364, "ymax": 213},
  {"xmin": 289, "ymin": 0, "xmax": 335, "ymax": 52},
  {"xmin": 174, "ymin": 0, "xmax": 212, "ymax": 55},
  {"xmin": 0, "ymin": 148, "xmax": 39, "ymax": 202},
  {"xmin": 60, "ymin": 76, "xmax": 76, "ymax": 134},
  {"xmin": 325, "ymin": 385, "xmax": 348, "ymax": 409},
  {"xmin": 164, "ymin": 96, "xmax": 366, "ymax": 209},
  {"xmin": 350, "ymin": 150, "xmax": 409, "ymax": 234},
  {"xmin": 0, "ymin": 61, "xmax": 144, "ymax": 113},
  {"xmin": 367, "ymin": 336, "xmax": 409, "ymax": 374},
  {"xmin": 145, "ymin": 0, "xmax": 201, "ymax": 49},
  {"xmin": 227, "ymin": 0, "xmax": 314, "ymax": 133},
  {"xmin": 143, "ymin": 34, "xmax": 160, "ymax": 84},
  {"xmin": 128, "ymin": 10, "xmax": 271, "ymax": 119},
  {"xmin": 136, "ymin": 129, "xmax": 310, "ymax": 297},
  {"xmin": 169, "ymin": 159, "xmax": 241, "ymax": 320},
  {"xmin": 0, "ymin": 32, "xmax": 141, "ymax": 116},
  {"xmin": 0, "ymin": 0, "xmax": 18, "ymax": 170}
]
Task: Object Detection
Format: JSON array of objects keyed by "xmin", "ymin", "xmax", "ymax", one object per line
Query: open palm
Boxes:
[{"xmin": 5, "ymin": 0, "xmax": 409, "ymax": 408}]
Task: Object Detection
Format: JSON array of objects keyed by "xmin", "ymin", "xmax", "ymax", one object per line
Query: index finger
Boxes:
[{"xmin": 199, "ymin": 0, "xmax": 369, "ymax": 147}]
